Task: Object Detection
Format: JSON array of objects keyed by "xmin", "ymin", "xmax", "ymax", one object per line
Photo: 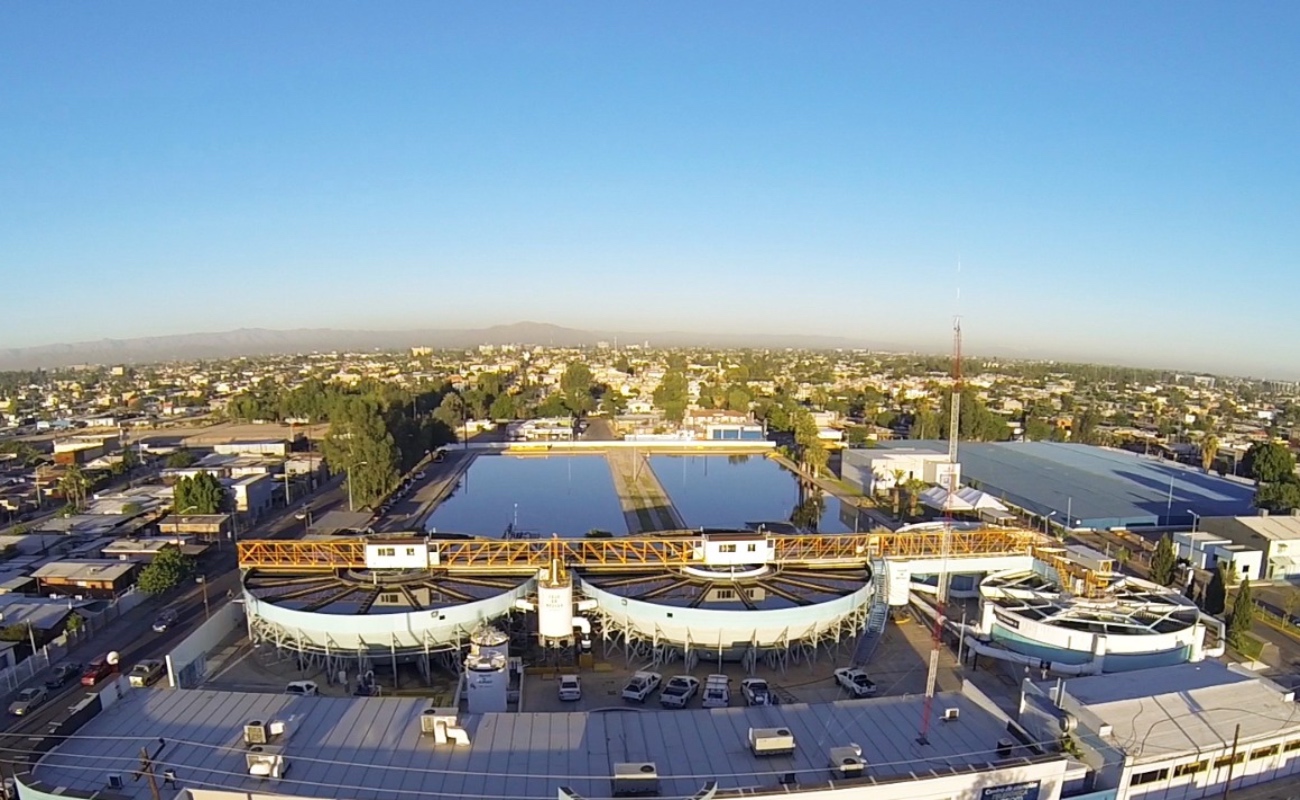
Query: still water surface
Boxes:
[
  {"xmin": 425, "ymin": 455, "xmax": 627, "ymax": 537},
  {"xmin": 424, "ymin": 453, "xmax": 857, "ymax": 538},
  {"xmin": 651, "ymin": 454, "xmax": 855, "ymax": 532}
]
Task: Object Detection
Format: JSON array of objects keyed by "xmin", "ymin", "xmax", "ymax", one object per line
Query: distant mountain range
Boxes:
[{"xmin": 0, "ymin": 322, "xmax": 921, "ymax": 369}]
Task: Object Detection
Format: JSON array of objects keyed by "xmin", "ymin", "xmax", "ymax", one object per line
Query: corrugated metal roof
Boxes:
[
  {"xmin": 33, "ymin": 688, "xmax": 1041, "ymax": 800},
  {"xmin": 875, "ymin": 441, "xmax": 1255, "ymax": 528}
]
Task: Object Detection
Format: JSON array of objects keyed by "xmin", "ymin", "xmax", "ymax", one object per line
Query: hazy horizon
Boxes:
[{"xmin": 2, "ymin": 4, "xmax": 1297, "ymax": 378}]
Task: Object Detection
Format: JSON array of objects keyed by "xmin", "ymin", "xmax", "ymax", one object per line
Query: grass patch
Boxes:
[{"xmin": 1230, "ymin": 631, "xmax": 1266, "ymax": 661}]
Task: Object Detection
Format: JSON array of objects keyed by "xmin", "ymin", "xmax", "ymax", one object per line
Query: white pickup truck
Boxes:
[
  {"xmin": 701, "ymin": 674, "xmax": 730, "ymax": 708},
  {"xmin": 658, "ymin": 676, "xmax": 700, "ymax": 709},
  {"xmin": 621, "ymin": 671, "xmax": 663, "ymax": 703}
]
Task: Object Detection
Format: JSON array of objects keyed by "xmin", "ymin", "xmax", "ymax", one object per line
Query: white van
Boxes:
[{"xmin": 701, "ymin": 674, "xmax": 730, "ymax": 708}]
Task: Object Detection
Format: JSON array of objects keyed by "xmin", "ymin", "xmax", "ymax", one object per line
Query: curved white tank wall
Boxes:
[
  {"xmin": 578, "ymin": 576, "xmax": 873, "ymax": 649},
  {"xmin": 537, "ymin": 580, "xmax": 575, "ymax": 639},
  {"xmin": 978, "ymin": 572, "xmax": 1206, "ymax": 673},
  {"xmin": 244, "ymin": 580, "xmax": 532, "ymax": 654}
]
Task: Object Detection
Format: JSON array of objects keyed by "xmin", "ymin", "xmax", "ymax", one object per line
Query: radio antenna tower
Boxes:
[{"xmin": 919, "ymin": 267, "xmax": 962, "ymax": 745}]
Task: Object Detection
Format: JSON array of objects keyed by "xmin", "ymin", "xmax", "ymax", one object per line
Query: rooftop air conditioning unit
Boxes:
[
  {"xmin": 749, "ymin": 727, "xmax": 796, "ymax": 757},
  {"xmin": 943, "ymin": 707, "xmax": 960, "ymax": 722},
  {"xmin": 247, "ymin": 745, "xmax": 290, "ymax": 780},
  {"xmin": 420, "ymin": 707, "xmax": 459, "ymax": 735},
  {"xmin": 612, "ymin": 762, "xmax": 660, "ymax": 797},
  {"xmin": 828, "ymin": 744, "xmax": 865, "ymax": 779},
  {"xmin": 244, "ymin": 720, "xmax": 269, "ymax": 745}
]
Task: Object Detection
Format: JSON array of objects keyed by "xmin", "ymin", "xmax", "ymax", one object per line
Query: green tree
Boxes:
[
  {"xmin": 320, "ymin": 397, "xmax": 401, "ymax": 510},
  {"xmin": 1024, "ymin": 416, "xmax": 1054, "ymax": 442},
  {"xmin": 1203, "ymin": 564, "xmax": 1227, "ymax": 615},
  {"xmin": 560, "ymin": 363, "xmax": 595, "ymax": 415},
  {"xmin": 1256, "ymin": 479, "xmax": 1300, "ymax": 513},
  {"xmin": 1149, "ymin": 534, "xmax": 1177, "ymax": 587},
  {"xmin": 725, "ymin": 385, "xmax": 752, "ymax": 413},
  {"xmin": 793, "ymin": 410, "xmax": 828, "ymax": 477},
  {"xmin": 137, "ymin": 547, "xmax": 196, "ymax": 595},
  {"xmin": 652, "ymin": 369, "xmax": 690, "ymax": 423},
  {"xmin": 64, "ymin": 614, "xmax": 84, "ymax": 635},
  {"xmin": 432, "ymin": 393, "xmax": 466, "ymax": 432},
  {"xmin": 120, "ymin": 446, "xmax": 140, "ymax": 471},
  {"xmin": 599, "ymin": 389, "xmax": 627, "ymax": 417},
  {"xmin": 789, "ymin": 489, "xmax": 826, "ymax": 532},
  {"xmin": 173, "ymin": 471, "xmax": 228, "ymax": 515},
  {"xmin": 1116, "ymin": 546, "xmax": 1131, "ymax": 567},
  {"xmin": 488, "ymin": 393, "xmax": 517, "ymax": 420},
  {"xmin": 1073, "ymin": 407, "xmax": 1100, "ymax": 445},
  {"xmin": 165, "ymin": 448, "xmax": 198, "ymax": 469},
  {"xmin": 1200, "ymin": 435, "xmax": 1219, "ymax": 472},
  {"xmin": 903, "ymin": 478, "xmax": 929, "ymax": 518},
  {"xmin": 1243, "ymin": 442, "xmax": 1296, "ymax": 484},
  {"xmin": 1227, "ymin": 576, "xmax": 1255, "ymax": 651},
  {"xmin": 58, "ymin": 464, "xmax": 90, "ymax": 512}
]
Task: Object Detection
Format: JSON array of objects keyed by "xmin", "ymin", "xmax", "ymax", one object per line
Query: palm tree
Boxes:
[
  {"xmin": 904, "ymin": 478, "xmax": 929, "ymax": 519},
  {"xmin": 890, "ymin": 469, "xmax": 908, "ymax": 516},
  {"xmin": 1201, "ymin": 434, "xmax": 1220, "ymax": 473},
  {"xmin": 58, "ymin": 464, "xmax": 89, "ymax": 512}
]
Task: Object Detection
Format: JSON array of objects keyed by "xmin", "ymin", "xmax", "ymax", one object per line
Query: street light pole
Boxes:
[
  {"xmin": 1187, "ymin": 508, "xmax": 1201, "ymax": 533},
  {"xmin": 196, "ymin": 575, "xmax": 209, "ymax": 620},
  {"xmin": 1045, "ymin": 511, "xmax": 1057, "ymax": 535}
]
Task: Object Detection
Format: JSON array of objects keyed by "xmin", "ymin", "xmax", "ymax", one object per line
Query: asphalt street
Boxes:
[{"xmin": 0, "ymin": 478, "xmax": 349, "ymax": 783}]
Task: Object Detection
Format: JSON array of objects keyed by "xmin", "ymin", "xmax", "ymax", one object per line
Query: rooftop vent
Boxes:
[
  {"xmin": 942, "ymin": 707, "xmax": 960, "ymax": 722},
  {"xmin": 106, "ymin": 774, "xmax": 124, "ymax": 790},
  {"xmin": 828, "ymin": 744, "xmax": 865, "ymax": 779},
  {"xmin": 612, "ymin": 762, "xmax": 660, "ymax": 797},
  {"xmin": 748, "ymin": 727, "xmax": 796, "ymax": 757},
  {"xmin": 996, "ymin": 738, "xmax": 1015, "ymax": 759}
]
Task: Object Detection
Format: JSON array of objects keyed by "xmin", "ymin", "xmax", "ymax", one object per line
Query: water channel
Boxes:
[{"xmin": 425, "ymin": 452, "xmax": 858, "ymax": 537}]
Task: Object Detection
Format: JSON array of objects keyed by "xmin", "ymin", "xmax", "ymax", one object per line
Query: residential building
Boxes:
[{"xmin": 30, "ymin": 559, "xmax": 139, "ymax": 599}]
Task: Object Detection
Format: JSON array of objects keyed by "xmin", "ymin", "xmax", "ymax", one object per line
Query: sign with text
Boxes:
[{"xmin": 981, "ymin": 781, "xmax": 1041, "ymax": 800}]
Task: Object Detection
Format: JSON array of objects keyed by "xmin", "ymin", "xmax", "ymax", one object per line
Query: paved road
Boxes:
[{"xmin": 373, "ymin": 451, "xmax": 474, "ymax": 533}]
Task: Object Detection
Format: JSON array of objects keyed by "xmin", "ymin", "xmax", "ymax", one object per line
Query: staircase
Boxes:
[{"xmin": 853, "ymin": 558, "xmax": 891, "ymax": 665}]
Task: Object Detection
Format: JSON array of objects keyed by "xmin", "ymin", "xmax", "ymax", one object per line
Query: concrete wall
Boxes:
[
  {"xmin": 580, "ymin": 576, "xmax": 873, "ymax": 649},
  {"xmin": 246, "ymin": 579, "xmax": 532, "ymax": 654},
  {"xmin": 165, "ymin": 601, "xmax": 243, "ymax": 688}
]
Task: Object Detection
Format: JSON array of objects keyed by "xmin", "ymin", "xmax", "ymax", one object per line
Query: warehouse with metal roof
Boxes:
[{"xmin": 858, "ymin": 441, "xmax": 1256, "ymax": 529}]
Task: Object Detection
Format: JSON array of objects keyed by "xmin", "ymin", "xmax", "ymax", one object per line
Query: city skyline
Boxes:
[{"xmin": 2, "ymin": 4, "xmax": 1297, "ymax": 377}]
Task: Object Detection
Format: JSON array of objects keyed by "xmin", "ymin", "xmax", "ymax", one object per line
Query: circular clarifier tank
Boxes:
[
  {"xmin": 579, "ymin": 563, "xmax": 874, "ymax": 654},
  {"xmin": 243, "ymin": 567, "xmax": 530, "ymax": 656},
  {"xmin": 977, "ymin": 569, "xmax": 1208, "ymax": 672}
]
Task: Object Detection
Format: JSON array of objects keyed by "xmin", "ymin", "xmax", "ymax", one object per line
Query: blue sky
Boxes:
[{"xmin": 2, "ymin": 3, "xmax": 1297, "ymax": 376}]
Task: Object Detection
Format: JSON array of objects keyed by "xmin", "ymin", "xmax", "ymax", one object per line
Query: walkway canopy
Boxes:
[{"xmin": 919, "ymin": 486, "xmax": 1009, "ymax": 514}]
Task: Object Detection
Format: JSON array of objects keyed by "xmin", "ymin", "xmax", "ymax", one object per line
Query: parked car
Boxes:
[
  {"xmin": 621, "ymin": 671, "xmax": 662, "ymax": 702},
  {"xmin": 45, "ymin": 663, "xmax": 81, "ymax": 691},
  {"xmin": 285, "ymin": 680, "xmax": 319, "ymax": 696},
  {"xmin": 659, "ymin": 676, "xmax": 701, "ymax": 709},
  {"xmin": 152, "ymin": 609, "xmax": 179, "ymax": 633},
  {"xmin": 701, "ymin": 674, "xmax": 730, "ymax": 708},
  {"xmin": 834, "ymin": 667, "xmax": 878, "ymax": 698},
  {"xmin": 741, "ymin": 678, "xmax": 772, "ymax": 706},
  {"xmin": 558, "ymin": 675, "xmax": 582, "ymax": 702},
  {"xmin": 128, "ymin": 659, "xmax": 164, "ymax": 688},
  {"xmin": 80, "ymin": 655, "xmax": 116, "ymax": 686},
  {"xmin": 8, "ymin": 687, "xmax": 47, "ymax": 716}
]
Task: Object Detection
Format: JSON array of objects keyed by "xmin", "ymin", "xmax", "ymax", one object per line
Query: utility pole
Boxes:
[
  {"xmin": 1222, "ymin": 723, "xmax": 1241, "ymax": 800},
  {"xmin": 134, "ymin": 744, "xmax": 163, "ymax": 800}
]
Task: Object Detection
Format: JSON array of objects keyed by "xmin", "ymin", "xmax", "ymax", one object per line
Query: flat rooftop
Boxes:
[
  {"xmin": 877, "ymin": 441, "xmax": 1255, "ymax": 529},
  {"xmin": 32, "ymin": 687, "xmax": 1045, "ymax": 800},
  {"xmin": 1057, "ymin": 661, "xmax": 1300, "ymax": 763}
]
